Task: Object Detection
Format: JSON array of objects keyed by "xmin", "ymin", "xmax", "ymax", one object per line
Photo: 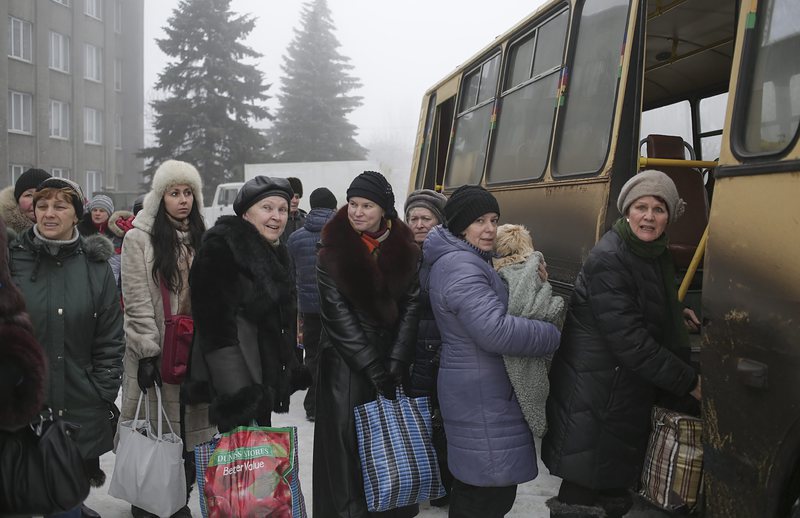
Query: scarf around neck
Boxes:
[{"xmin": 613, "ymin": 217, "xmax": 689, "ymax": 353}]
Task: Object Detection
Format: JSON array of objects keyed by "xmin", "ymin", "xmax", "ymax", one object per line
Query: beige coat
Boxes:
[{"xmin": 119, "ymin": 212, "xmax": 214, "ymax": 450}]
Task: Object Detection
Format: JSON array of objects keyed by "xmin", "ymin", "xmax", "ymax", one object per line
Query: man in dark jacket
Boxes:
[
  {"xmin": 279, "ymin": 177, "xmax": 307, "ymax": 243},
  {"xmin": 286, "ymin": 187, "xmax": 337, "ymax": 421}
]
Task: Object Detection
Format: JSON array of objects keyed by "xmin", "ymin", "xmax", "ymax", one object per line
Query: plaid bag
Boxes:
[
  {"xmin": 194, "ymin": 426, "xmax": 307, "ymax": 518},
  {"xmin": 354, "ymin": 387, "xmax": 446, "ymax": 512},
  {"xmin": 640, "ymin": 407, "xmax": 704, "ymax": 512}
]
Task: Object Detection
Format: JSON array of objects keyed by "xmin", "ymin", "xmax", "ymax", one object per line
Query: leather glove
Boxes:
[
  {"xmin": 387, "ymin": 359, "xmax": 409, "ymax": 387},
  {"xmin": 363, "ymin": 361, "xmax": 397, "ymax": 400},
  {"xmin": 137, "ymin": 356, "xmax": 162, "ymax": 393}
]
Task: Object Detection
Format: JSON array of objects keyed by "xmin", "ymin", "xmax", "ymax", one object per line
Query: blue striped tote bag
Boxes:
[{"xmin": 353, "ymin": 387, "xmax": 446, "ymax": 512}]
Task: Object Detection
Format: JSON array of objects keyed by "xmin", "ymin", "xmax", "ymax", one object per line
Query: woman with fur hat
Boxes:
[
  {"xmin": 186, "ymin": 176, "xmax": 309, "ymax": 434},
  {"xmin": 119, "ymin": 160, "xmax": 213, "ymax": 518},
  {"xmin": 422, "ymin": 184, "xmax": 561, "ymax": 518},
  {"xmin": 313, "ymin": 170, "xmax": 421, "ymax": 518},
  {"xmin": 542, "ymin": 170, "xmax": 701, "ymax": 518},
  {"xmin": 7, "ymin": 178, "xmax": 124, "ymax": 517},
  {"xmin": 0, "ymin": 167, "xmax": 51, "ymax": 235}
]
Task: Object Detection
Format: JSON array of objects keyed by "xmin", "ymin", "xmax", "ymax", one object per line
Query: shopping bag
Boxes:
[
  {"xmin": 195, "ymin": 426, "xmax": 307, "ymax": 518},
  {"xmin": 353, "ymin": 387, "xmax": 446, "ymax": 512},
  {"xmin": 108, "ymin": 386, "xmax": 187, "ymax": 517},
  {"xmin": 640, "ymin": 406, "xmax": 704, "ymax": 512}
]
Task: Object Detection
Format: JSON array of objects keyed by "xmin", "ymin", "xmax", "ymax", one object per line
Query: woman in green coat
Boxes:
[{"xmin": 9, "ymin": 178, "xmax": 124, "ymax": 517}]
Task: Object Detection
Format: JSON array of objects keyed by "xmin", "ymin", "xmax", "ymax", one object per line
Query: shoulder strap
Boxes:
[{"xmin": 159, "ymin": 276, "xmax": 172, "ymax": 318}]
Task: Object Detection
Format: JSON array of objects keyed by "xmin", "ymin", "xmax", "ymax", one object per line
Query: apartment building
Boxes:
[{"xmin": 1, "ymin": 0, "xmax": 144, "ymax": 198}]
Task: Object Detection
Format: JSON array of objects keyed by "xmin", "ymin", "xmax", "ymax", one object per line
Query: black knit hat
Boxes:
[
  {"xmin": 234, "ymin": 176, "xmax": 293, "ymax": 216},
  {"xmin": 36, "ymin": 177, "xmax": 85, "ymax": 219},
  {"xmin": 14, "ymin": 168, "xmax": 51, "ymax": 201},
  {"xmin": 309, "ymin": 187, "xmax": 337, "ymax": 210},
  {"xmin": 287, "ymin": 177, "xmax": 303, "ymax": 198},
  {"xmin": 346, "ymin": 171, "xmax": 397, "ymax": 218},
  {"xmin": 444, "ymin": 185, "xmax": 500, "ymax": 237}
]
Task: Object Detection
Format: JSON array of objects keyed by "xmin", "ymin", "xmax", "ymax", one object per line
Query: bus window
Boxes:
[
  {"xmin": 699, "ymin": 92, "xmax": 728, "ymax": 160},
  {"xmin": 415, "ymin": 94, "xmax": 437, "ymax": 190},
  {"xmin": 640, "ymin": 101, "xmax": 693, "ymax": 156},
  {"xmin": 445, "ymin": 54, "xmax": 501, "ymax": 187},
  {"xmin": 488, "ymin": 9, "xmax": 568, "ymax": 184},
  {"xmin": 736, "ymin": 0, "xmax": 800, "ymax": 156},
  {"xmin": 553, "ymin": 0, "xmax": 630, "ymax": 178}
]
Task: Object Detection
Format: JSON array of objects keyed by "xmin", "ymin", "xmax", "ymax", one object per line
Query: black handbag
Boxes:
[{"xmin": 0, "ymin": 409, "xmax": 90, "ymax": 514}]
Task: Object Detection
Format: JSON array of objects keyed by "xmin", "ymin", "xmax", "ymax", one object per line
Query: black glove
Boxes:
[
  {"xmin": 363, "ymin": 361, "xmax": 398, "ymax": 400},
  {"xmin": 137, "ymin": 356, "xmax": 162, "ymax": 393},
  {"xmin": 388, "ymin": 359, "xmax": 409, "ymax": 387}
]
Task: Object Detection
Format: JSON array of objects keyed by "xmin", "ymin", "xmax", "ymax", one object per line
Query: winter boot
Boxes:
[
  {"xmin": 546, "ymin": 497, "xmax": 607, "ymax": 518},
  {"xmin": 597, "ymin": 492, "xmax": 633, "ymax": 518}
]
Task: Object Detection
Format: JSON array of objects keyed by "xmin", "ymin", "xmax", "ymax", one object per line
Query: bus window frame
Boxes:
[
  {"xmin": 485, "ymin": 5, "xmax": 570, "ymax": 187},
  {"xmin": 730, "ymin": 0, "xmax": 800, "ymax": 163},
  {"xmin": 415, "ymin": 93, "xmax": 438, "ymax": 190}
]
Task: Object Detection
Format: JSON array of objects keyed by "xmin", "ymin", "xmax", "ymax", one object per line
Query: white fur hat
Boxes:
[{"xmin": 143, "ymin": 160, "xmax": 203, "ymax": 213}]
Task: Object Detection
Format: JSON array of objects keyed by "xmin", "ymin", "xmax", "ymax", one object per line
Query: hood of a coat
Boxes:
[
  {"xmin": 0, "ymin": 185, "xmax": 34, "ymax": 235},
  {"xmin": 108, "ymin": 210, "xmax": 134, "ymax": 238},
  {"xmin": 303, "ymin": 208, "xmax": 335, "ymax": 233}
]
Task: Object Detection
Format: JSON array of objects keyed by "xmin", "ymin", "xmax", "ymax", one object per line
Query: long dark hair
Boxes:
[{"xmin": 150, "ymin": 197, "xmax": 205, "ymax": 292}]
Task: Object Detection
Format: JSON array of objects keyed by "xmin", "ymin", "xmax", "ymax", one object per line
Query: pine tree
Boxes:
[
  {"xmin": 140, "ymin": 0, "xmax": 271, "ymax": 200},
  {"xmin": 270, "ymin": 0, "xmax": 367, "ymax": 162}
]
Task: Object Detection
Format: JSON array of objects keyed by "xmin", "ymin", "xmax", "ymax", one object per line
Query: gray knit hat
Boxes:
[
  {"xmin": 617, "ymin": 169, "xmax": 686, "ymax": 223},
  {"xmin": 88, "ymin": 194, "xmax": 114, "ymax": 216},
  {"xmin": 404, "ymin": 189, "xmax": 447, "ymax": 225}
]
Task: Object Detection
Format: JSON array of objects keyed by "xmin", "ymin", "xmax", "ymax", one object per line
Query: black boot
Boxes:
[
  {"xmin": 131, "ymin": 506, "xmax": 158, "ymax": 518},
  {"xmin": 170, "ymin": 506, "xmax": 192, "ymax": 518},
  {"xmin": 546, "ymin": 497, "xmax": 607, "ymax": 518}
]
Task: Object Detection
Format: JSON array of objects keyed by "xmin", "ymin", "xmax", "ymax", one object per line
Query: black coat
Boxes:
[
  {"xmin": 312, "ymin": 207, "xmax": 420, "ymax": 518},
  {"xmin": 542, "ymin": 228, "xmax": 697, "ymax": 490},
  {"xmin": 407, "ymin": 265, "xmax": 442, "ymax": 398},
  {"xmin": 187, "ymin": 216, "xmax": 302, "ymax": 432}
]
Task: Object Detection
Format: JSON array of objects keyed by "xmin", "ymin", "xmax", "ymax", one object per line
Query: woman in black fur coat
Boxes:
[
  {"xmin": 186, "ymin": 176, "xmax": 309, "ymax": 432},
  {"xmin": 312, "ymin": 171, "xmax": 421, "ymax": 518}
]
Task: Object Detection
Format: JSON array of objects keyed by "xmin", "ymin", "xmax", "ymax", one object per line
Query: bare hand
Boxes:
[
  {"xmin": 538, "ymin": 260, "xmax": 549, "ymax": 282},
  {"xmin": 683, "ymin": 307, "xmax": 701, "ymax": 333},
  {"xmin": 690, "ymin": 375, "xmax": 702, "ymax": 400}
]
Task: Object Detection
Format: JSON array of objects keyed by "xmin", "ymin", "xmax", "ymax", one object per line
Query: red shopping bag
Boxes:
[{"xmin": 200, "ymin": 426, "xmax": 306, "ymax": 518}]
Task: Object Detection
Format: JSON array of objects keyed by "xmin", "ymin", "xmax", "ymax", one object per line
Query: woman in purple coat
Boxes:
[{"xmin": 421, "ymin": 185, "xmax": 561, "ymax": 518}]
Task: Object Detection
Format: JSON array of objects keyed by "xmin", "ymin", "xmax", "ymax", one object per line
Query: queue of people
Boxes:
[{"xmin": 0, "ymin": 164, "xmax": 700, "ymax": 518}]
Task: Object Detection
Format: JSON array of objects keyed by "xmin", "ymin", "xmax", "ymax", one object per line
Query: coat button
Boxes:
[{"xmin": 58, "ymin": 308, "xmax": 63, "ymax": 315}]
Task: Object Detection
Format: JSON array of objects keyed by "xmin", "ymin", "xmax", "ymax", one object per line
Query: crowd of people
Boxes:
[{"xmin": 0, "ymin": 164, "xmax": 701, "ymax": 518}]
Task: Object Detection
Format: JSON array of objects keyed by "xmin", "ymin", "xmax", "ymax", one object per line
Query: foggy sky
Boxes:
[{"xmin": 143, "ymin": 0, "xmax": 548, "ymax": 153}]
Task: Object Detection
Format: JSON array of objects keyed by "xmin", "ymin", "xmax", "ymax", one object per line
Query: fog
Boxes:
[{"xmin": 143, "ymin": 0, "xmax": 548, "ymax": 179}]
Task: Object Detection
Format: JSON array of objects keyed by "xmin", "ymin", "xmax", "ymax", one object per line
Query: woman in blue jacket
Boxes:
[{"xmin": 422, "ymin": 185, "xmax": 561, "ymax": 518}]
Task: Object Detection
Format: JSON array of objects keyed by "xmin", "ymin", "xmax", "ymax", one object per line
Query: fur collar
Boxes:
[
  {"xmin": 0, "ymin": 186, "xmax": 34, "ymax": 234},
  {"xmin": 15, "ymin": 228, "xmax": 114, "ymax": 262},
  {"xmin": 318, "ymin": 206, "xmax": 419, "ymax": 326}
]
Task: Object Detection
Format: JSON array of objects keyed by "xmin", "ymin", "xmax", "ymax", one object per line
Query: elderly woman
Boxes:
[
  {"xmin": 0, "ymin": 168, "xmax": 51, "ymax": 235},
  {"xmin": 186, "ymin": 176, "xmax": 307, "ymax": 432},
  {"xmin": 120, "ymin": 160, "xmax": 214, "ymax": 518},
  {"xmin": 313, "ymin": 171, "xmax": 421, "ymax": 518},
  {"xmin": 422, "ymin": 185, "xmax": 561, "ymax": 518},
  {"xmin": 8, "ymin": 178, "xmax": 124, "ymax": 518},
  {"xmin": 542, "ymin": 169, "xmax": 702, "ymax": 518}
]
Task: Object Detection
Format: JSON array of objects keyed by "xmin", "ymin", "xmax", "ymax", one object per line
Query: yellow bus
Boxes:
[{"xmin": 409, "ymin": 0, "xmax": 800, "ymax": 515}]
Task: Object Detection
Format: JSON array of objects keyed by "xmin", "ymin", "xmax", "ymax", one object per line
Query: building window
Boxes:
[
  {"xmin": 113, "ymin": 0, "xmax": 122, "ymax": 33},
  {"xmin": 84, "ymin": 43, "xmax": 102, "ymax": 82},
  {"xmin": 84, "ymin": 107, "xmax": 103, "ymax": 144},
  {"xmin": 52, "ymin": 0, "xmax": 71, "ymax": 6},
  {"xmin": 85, "ymin": 0, "xmax": 102, "ymax": 20},
  {"xmin": 114, "ymin": 115, "xmax": 122, "ymax": 149},
  {"xmin": 10, "ymin": 164, "xmax": 27, "ymax": 184},
  {"xmin": 8, "ymin": 16, "xmax": 33, "ymax": 62},
  {"xmin": 50, "ymin": 100, "xmax": 70, "ymax": 139},
  {"xmin": 8, "ymin": 91, "xmax": 33, "ymax": 134},
  {"xmin": 49, "ymin": 31, "xmax": 71, "ymax": 73},
  {"xmin": 51, "ymin": 167, "xmax": 71, "ymax": 179},
  {"xmin": 114, "ymin": 59, "xmax": 122, "ymax": 91},
  {"xmin": 86, "ymin": 170, "xmax": 103, "ymax": 195}
]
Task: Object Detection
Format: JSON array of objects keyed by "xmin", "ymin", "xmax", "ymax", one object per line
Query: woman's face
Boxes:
[
  {"xmin": 17, "ymin": 188, "xmax": 36, "ymax": 223},
  {"xmin": 35, "ymin": 193, "xmax": 78, "ymax": 241},
  {"xmin": 463, "ymin": 212, "xmax": 499, "ymax": 252},
  {"xmin": 407, "ymin": 207, "xmax": 438, "ymax": 245},
  {"xmin": 91, "ymin": 208, "xmax": 110, "ymax": 225},
  {"xmin": 243, "ymin": 195, "xmax": 289, "ymax": 242},
  {"xmin": 627, "ymin": 195, "xmax": 669, "ymax": 242},
  {"xmin": 163, "ymin": 184, "xmax": 194, "ymax": 221},
  {"xmin": 348, "ymin": 197, "xmax": 384, "ymax": 234}
]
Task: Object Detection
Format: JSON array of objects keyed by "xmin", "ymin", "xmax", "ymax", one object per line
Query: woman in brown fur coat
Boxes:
[{"xmin": 312, "ymin": 171, "xmax": 421, "ymax": 518}]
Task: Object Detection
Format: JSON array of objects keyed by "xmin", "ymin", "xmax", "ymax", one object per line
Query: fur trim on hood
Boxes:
[
  {"xmin": 494, "ymin": 223, "xmax": 535, "ymax": 270},
  {"xmin": 107, "ymin": 209, "xmax": 134, "ymax": 238},
  {"xmin": 318, "ymin": 206, "xmax": 419, "ymax": 327},
  {"xmin": 82, "ymin": 233, "xmax": 115, "ymax": 262},
  {"xmin": 0, "ymin": 185, "xmax": 34, "ymax": 234},
  {"xmin": 137, "ymin": 160, "xmax": 203, "ymax": 233}
]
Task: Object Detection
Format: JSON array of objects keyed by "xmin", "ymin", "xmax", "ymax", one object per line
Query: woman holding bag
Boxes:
[
  {"xmin": 312, "ymin": 170, "xmax": 421, "ymax": 518},
  {"xmin": 119, "ymin": 160, "xmax": 214, "ymax": 518}
]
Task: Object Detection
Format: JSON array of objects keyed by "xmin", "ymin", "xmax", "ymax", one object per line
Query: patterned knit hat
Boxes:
[
  {"xmin": 444, "ymin": 185, "xmax": 500, "ymax": 237},
  {"xmin": 346, "ymin": 171, "xmax": 397, "ymax": 218},
  {"xmin": 404, "ymin": 189, "xmax": 447, "ymax": 224},
  {"xmin": 88, "ymin": 194, "xmax": 114, "ymax": 216},
  {"xmin": 35, "ymin": 177, "xmax": 85, "ymax": 219}
]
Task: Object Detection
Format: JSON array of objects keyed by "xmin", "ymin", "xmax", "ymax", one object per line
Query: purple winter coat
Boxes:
[{"xmin": 421, "ymin": 225, "xmax": 561, "ymax": 487}]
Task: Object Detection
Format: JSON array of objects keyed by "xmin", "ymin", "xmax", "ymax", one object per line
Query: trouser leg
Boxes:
[
  {"xmin": 302, "ymin": 312, "xmax": 322, "ymax": 418},
  {"xmin": 448, "ymin": 478, "xmax": 516, "ymax": 518}
]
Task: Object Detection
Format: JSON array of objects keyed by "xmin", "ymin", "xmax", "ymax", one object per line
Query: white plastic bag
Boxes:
[{"xmin": 108, "ymin": 386, "xmax": 186, "ymax": 517}]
